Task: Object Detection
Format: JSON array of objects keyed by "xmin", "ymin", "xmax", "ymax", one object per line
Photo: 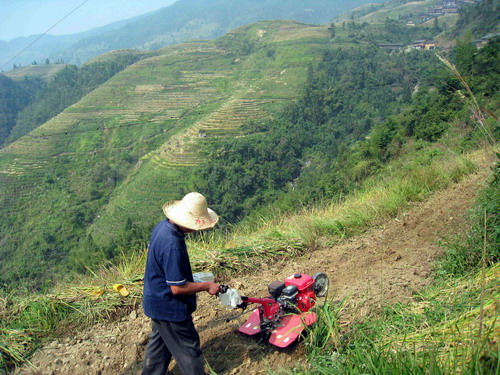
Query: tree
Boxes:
[
  {"xmin": 45, "ymin": 58, "xmax": 50, "ymax": 65},
  {"xmin": 328, "ymin": 23, "xmax": 336, "ymax": 38},
  {"xmin": 433, "ymin": 17, "xmax": 441, "ymax": 33}
]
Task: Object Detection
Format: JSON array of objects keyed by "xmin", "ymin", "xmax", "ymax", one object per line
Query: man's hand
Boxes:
[{"xmin": 206, "ymin": 282, "xmax": 220, "ymax": 295}]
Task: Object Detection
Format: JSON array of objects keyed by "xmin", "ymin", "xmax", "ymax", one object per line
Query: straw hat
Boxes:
[{"xmin": 162, "ymin": 192, "xmax": 219, "ymax": 230}]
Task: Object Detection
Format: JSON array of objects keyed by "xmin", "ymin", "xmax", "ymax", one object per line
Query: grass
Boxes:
[
  {"xmin": 215, "ymin": 146, "xmax": 479, "ymax": 253},
  {"xmin": 182, "ymin": 146, "xmax": 482, "ymax": 283}
]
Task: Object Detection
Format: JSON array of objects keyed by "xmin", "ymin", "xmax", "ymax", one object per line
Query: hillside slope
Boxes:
[
  {"xmin": 0, "ymin": 21, "xmax": 331, "ymax": 285},
  {"xmin": 18, "ymin": 151, "xmax": 492, "ymax": 375}
]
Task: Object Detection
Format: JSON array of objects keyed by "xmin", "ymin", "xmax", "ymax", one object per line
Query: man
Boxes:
[{"xmin": 142, "ymin": 192, "xmax": 220, "ymax": 375}]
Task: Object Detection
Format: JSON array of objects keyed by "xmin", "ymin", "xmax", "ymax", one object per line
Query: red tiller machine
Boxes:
[{"xmin": 222, "ymin": 272, "xmax": 329, "ymax": 348}]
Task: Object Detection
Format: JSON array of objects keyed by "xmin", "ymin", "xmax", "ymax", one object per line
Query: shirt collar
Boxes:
[{"xmin": 166, "ymin": 219, "xmax": 186, "ymax": 239}]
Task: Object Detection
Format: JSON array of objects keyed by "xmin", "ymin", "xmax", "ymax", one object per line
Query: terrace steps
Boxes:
[{"xmin": 151, "ymin": 94, "xmax": 275, "ymax": 168}]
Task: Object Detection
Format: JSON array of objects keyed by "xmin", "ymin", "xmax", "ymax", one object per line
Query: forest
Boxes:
[{"xmin": 0, "ymin": 75, "xmax": 42, "ymax": 146}]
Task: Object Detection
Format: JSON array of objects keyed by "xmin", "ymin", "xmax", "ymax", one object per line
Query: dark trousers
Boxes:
[{"xmin": 142, "ymin": 317, "xmax": 206, "ymax": 375}]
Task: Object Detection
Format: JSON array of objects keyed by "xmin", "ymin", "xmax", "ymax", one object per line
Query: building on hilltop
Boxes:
[
  {"xmin": 443, "ymin": 5, "xmax": 459, "ymax": 13},
  {"xmin": 418, "ymin": 0, "xmax": 479, "ymax": 25},
  {"xmin": 408, "ymin": 40, "xmax": 439, "ymax": 50},
  {"xmin": 427, "ymin": 8, "xmax": 443, "ymax": 16}
]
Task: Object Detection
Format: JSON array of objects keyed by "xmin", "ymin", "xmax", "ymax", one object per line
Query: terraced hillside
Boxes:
[
  {"xmin": 335, "ymin": 0, "xmax": 441, "ymax": 23},
  {"xmin": 359, "ymin": 0, "xmax": 441, "ymax": 22},
  {"xmin": 2, "ymin": 64, "xmax": 68, "ymax": 82},
  {"xmin": 0, "ymin": 21, "xmax": 330, "ymax": 283}
]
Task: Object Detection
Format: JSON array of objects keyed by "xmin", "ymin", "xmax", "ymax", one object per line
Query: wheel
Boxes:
[{"xmin": 312, "ymin": 272, "xmax": 329, "ymax": 297}]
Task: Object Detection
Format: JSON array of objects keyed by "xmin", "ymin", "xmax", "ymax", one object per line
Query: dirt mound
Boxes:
[{"xmin": 17, "ymin": 160, "xmax": 490, "ymax": 375}]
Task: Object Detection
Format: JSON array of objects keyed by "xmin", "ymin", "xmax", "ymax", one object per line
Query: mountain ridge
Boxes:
[{"xmin": 0, "ymin": 0, "xmax": 380, "ymax": 70}]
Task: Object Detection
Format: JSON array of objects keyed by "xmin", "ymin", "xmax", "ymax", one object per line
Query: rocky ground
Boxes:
[{"xmin": 17, "ymin": 155, "xmax": 491, "ymax": 375}]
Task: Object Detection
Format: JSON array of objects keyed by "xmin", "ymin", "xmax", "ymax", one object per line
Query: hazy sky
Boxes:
[{"xmin": 0, "ymin": 0, "xmax": 178, "ymax": 41}]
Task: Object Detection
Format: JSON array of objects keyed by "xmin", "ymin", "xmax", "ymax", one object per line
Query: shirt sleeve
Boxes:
[{"xmin": 161, "ymin": 245, "xmax": 188, "ymax": 286}]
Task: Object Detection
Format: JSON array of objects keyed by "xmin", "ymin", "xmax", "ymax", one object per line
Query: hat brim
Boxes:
[{"xmin": 163, "ymin": 200, "xmax": 219, "ymax": 230}]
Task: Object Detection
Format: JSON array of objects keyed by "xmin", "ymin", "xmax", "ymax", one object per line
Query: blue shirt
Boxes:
[{"xmin": 143, "ymin": 219, "xmax": 196, "ymax": 321}]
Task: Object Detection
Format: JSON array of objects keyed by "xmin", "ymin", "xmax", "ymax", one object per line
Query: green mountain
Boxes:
[
  {"xmin": 0, "ymin": 0, "xmax": 380, "ymax": 69},
  {"xmin": 0, "ymin": 21, "xmax": 332, "ymax": 285},
  {"xmin": 2, "ymin": 64, "xmax": 68, "ymax": 82},
  {"xmin": 0, "ymin": 12, "xmax": 153, "ymax": 70},
  {"xmin": 453, "ymin": 0, "xmax": 500, "ymax": 37}
]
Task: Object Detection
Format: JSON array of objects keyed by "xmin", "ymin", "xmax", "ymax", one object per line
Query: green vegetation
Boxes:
[
  {"xmin": 193, "ymin": 34, "xmax": 499, "ymax": 224},
  {"xmin": 0, "ymin": 21, "xmax": 331, "ymax": 288},
  {"xmin": 2, "ymin": 63, "xmax": 68, "ymax": 82},
  {"xmin": 1, "ymin": 8, "xmax": 498, "ymax": 290},
  {"xmin": 438, "ymin": 155, "xmax": 500, "ymax": 276},
  {"xmin": 336, "ymin": 0, "xmax": 440, "ymax": 23}
]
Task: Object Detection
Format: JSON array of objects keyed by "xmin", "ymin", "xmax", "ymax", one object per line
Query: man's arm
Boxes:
[{"xmin": 170, "ymin": 281, "xmax": 220, "ymax": 296}]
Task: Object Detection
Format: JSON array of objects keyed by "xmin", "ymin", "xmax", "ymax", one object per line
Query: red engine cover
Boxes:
[{"xmin": 285, "ymin": 273, "xmax": 314, "ymax": 292}]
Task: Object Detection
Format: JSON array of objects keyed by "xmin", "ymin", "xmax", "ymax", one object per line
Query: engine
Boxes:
[{"xmin": 268, "ymin": 273, "xmax": 317, "ymax": 313}]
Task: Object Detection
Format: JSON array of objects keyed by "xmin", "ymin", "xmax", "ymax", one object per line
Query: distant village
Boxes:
[
  {"xmin": 409, "ymin": 0, "xmax": 479, "ymax": 26},
  {"xmin": 379, "ymin": 0, "xmax": 497, "ymax": 53}
]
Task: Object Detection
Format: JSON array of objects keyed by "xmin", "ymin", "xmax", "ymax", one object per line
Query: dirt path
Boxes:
[{"xmin": 18, "ymin": 155, "xmax": 491, "ymax": 375}]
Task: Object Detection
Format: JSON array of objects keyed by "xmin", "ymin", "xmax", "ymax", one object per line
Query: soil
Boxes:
[{"xmin": 16, "ymin": 155, "xmax": 492, "ymax": 375}]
